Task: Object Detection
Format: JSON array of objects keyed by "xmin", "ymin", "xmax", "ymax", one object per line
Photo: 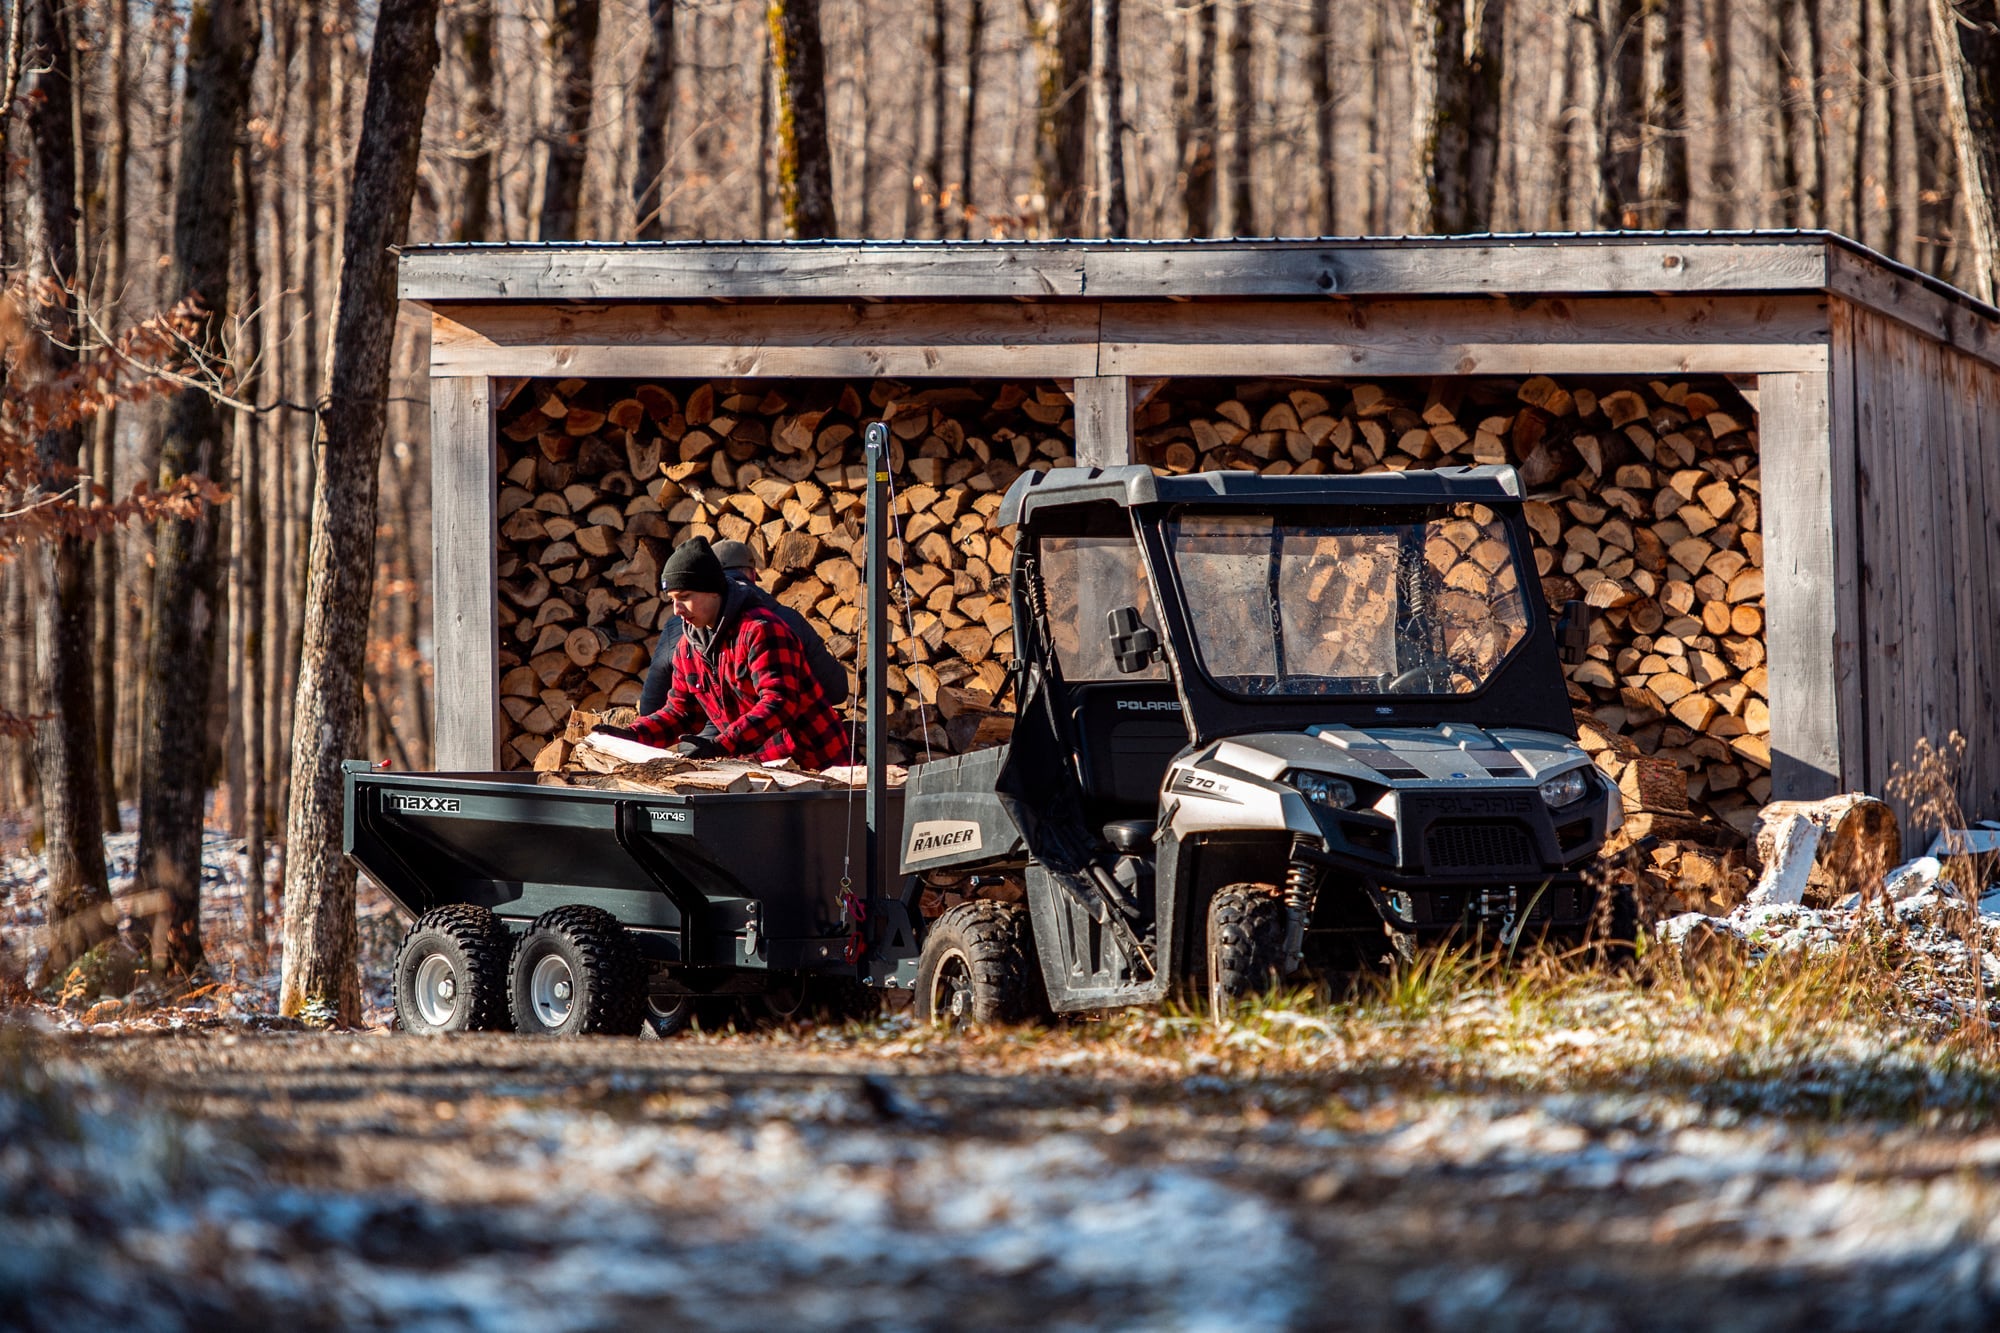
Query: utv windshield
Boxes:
[{"xmin": 1163, "ymin": 503, "xmax": 1533, "ymax": 697}]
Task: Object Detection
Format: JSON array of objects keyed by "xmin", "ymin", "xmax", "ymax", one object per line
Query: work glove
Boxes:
[
  {"xmin": 590, "ymin": 723, "xmax": 640, "ymax": 742},
  {"xmin": 671, "ymin": 736, "xmax": 721, "ymax": 760}
]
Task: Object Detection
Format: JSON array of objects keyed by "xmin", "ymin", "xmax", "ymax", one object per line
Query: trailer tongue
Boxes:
[{"xmin": 349, "ymin": 434, "xmax": 1626, "ymax": 1037}]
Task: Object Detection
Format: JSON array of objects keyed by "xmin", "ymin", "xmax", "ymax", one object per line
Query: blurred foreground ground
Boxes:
[
  {"xmin": 8, "ymin": 830, "xmax": 2000, "ymax": 1330},
  {"xmin": 4, "ymin": 1007, "xmax": 2000, "ymax": 1332}
]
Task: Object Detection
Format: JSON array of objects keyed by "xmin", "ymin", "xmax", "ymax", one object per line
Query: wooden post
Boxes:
[
  {"xmin": 1759, "ymin": 369, "xmax": 1850, "ymax": 799},
  {"xmin": 430, "ymin": 374, "xmax": 500, "ymax": 770},
  {"xmin": 1071, "ymin": 375, "xmax": 1136, "ymax": 468}
]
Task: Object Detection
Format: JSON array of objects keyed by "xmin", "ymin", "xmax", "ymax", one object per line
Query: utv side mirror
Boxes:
[
  {"xmin": 1555, "ymin": 599, "xmax": 1593, "ymax": 665},
  {"xmin": 1107, "ymin": 606, "xmax": 1161, "ymax": 674}
]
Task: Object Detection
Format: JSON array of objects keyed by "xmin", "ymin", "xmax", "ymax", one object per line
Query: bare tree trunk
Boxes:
[
  {"xmin": 234, "ymin": 133, "xmax": 267, "ymax": 955},
  {"xmin": 1783, "ymin": 0, "xmax": 1824, "ymax": 224},
  {"xmin": 1091, "ymin": 0, "xmax": 1127, "ymax": 236},
  {"xmin": 1596, "ymin": 0, "xmax": 1640, "ymax": 227},
  {"xmin": 538, "ymin": 0, "xmax": 599, "ymax": 240},
  {"xmin": 1816, "ymin": 0, "xmax": 1858, "ymax": 235},
  {"xmin": 93, "ymin": 0, "xmax": 131, "ymax": 834},
  {"xmin": 1635, "ymin": 0, "xmax": 1686, "ymax": 227},
  {"xmin": 1366, "ymin": 0, "xmax": 1388, "ymax": 231},
  {"xmin": 1541, "ymin": 1, "xmax": 1576, "ymax": 230},
  {"xmin": 1468, "ymin": 1, "xmax": 1508, "ymax": 227},
  {"xmin": 24, "ymin": 0, "xmax": 114, "ymax": 984},
  {"xmin": 136, "ymin": 0, "xmax": 259, "ymax": 978},
  {"xmin": 1566, "ymin": 0, "xmax": 1603, "ymax": 228},
  {"xmin": 1033, "ymin": 0, "xmax": 1091, "ymax": 236},
  {"xmin": 1408, "ymin": 0, "xmax": 1464, "ymax": 233},
  {"xmin": 282, "ymin": 0, "xmax": 440, "ymax": 1026},
  {"xmin": 1222, "ymin": 0, "xmax": 1253, "ymax": 234},
  {"xmin": 758, "ymin": 24, "xmax": 773, "ymax": 238},
  {"xmin": 957, "ymin": 0, "xmax": 985, "ymax": 235},
  {"xmin": 1308, "ymin": 0, "xmax": 1336, "ymax": 233},
  {"xmin": 852, "ymin": 4, "xmax": 874, "ymax": 236},
  {"xmin": 925, "ymin": 0, "xmax": 948, "ymax": 234},
  {"xmin": 769, "ymin": 0, "xmax": 838, "ymax": 238},
  {"xmin": 1930, "ymin": 0, "xmax": 2000, "ymax": 301},
  {"xmin": 1182, "ymin": 0, "xmax": 1217, "ymax": 235},
  {"xmin": 453, "ymin": 0, "xmax": 496, "ymax": 241},
  {"xmin": 1409, "ymin": 0, "xmax": 1507, "ymax": 233},
  {"xmin": 632, "ymin": 0, "xmax": 675, "ymax": 239},
  {"xmin": 1889, "ymin": 0, "xmax": 1920, "ymax": 259}
]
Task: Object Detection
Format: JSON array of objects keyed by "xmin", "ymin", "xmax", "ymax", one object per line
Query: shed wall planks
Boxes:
[
  {"xmin": 1840, "ymin": 299, "xmax": 2000, "ymax": 823},
  {"xmin": 1759, "ymin": 370, "xmax": 1844, "ymax": 798},
  {"xmin": 431, "ymin": 376, "xmax": 502, "ymax": 770}
]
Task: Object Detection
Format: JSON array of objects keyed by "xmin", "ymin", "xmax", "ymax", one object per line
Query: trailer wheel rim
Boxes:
[
  {"xmin": 928, "ymin": 948, "xmax": 973, "ymax": 1025},
  {"xmin": 530, "ymin": 953, "xmax": 577, "ymax": 1028},
  {"xmin": 413, "ymin": 952, "xmax": 459, "ymax": 1028}
]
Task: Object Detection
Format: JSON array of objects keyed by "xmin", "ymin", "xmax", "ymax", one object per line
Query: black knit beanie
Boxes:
[{"xmin": 659, "ymin": 536, "xmax": 727, "ymax": 595}]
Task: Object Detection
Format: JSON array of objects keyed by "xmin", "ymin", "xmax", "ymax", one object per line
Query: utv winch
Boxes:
[{"xmin": 347, "ymin": 424, "xmax": 1627, "ymax": 1035}]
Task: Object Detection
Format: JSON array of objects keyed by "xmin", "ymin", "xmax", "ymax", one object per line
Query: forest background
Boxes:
[{"xmin": 3, "ymin": 0, "xmax": 2000, "ymax": 1018}]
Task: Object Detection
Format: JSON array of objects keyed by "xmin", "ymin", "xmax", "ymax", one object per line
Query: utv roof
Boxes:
[{"xmin": 997, "ymin": 463, "xmax": 1525, "ymax": 527}]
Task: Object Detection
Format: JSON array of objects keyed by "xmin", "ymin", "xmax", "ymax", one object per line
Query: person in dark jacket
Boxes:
[
  {"xmin": 598, "ymin": 537, "xmax": 850, "ymax": 770},
  {"xmin": 638, "ymin": 540, "xmax": 848, "ymax": 718}
]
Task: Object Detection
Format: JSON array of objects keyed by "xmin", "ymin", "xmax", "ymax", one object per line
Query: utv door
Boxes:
[{"xmin": 999, "ymin": 509, "xmax": 1182, "ymax": 1009}]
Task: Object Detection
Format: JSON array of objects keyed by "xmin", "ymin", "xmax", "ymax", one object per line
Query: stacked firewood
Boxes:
[
  {"xmin": 493, "ymin": 371, "xmax": 1766, "ymax": 915},
  {"xmin": 495, "ymin": 377, "xmax": 1074, "ymax": 770}
]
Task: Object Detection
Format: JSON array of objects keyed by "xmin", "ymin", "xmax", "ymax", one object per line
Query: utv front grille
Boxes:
[{"xmin": 1425, "ymin": 821, "xmax": 1538, "ymax": 871}]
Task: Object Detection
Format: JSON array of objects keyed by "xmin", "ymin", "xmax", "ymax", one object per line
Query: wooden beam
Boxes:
[
  {"xmin": 1826, "ymin": 248, "xmax": 2000, "ymax": 373},
  {"xmin": 399, "ymin": 237, "xmax": 1833, "ymax": 304},
  {"xmin": 1097, "ymin": 295, "xmax": 1831, "ymax": 377},
  {"xmin": 431, "ymin": 375, "xmax": 500, "ymax": 770},
  {"xmin": 1759, "ymin": 369, "xmax": 1845, "ymax": 799},
  {"xmin": 428, "ymin": 301, "xmax": 1102, "ymax": 379},
  {"xmin": 428, "ymin": 294, "xmax": 1830, "ymax": 381},
  {"xmin": 1825, "ymin": 303, "xmax": 1868, "ymax": 792},
  {"xmin": 1071, "ymin": 377, "xmax": 1136, "ymax": 467}
]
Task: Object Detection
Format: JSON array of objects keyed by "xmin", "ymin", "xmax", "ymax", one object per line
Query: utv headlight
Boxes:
[
  {"xmin": 1538, "ymin": 768, "xmax": 1592, "ymax": 809},
  {"xmin": 1291, "ymin": 771, "xmax": 1358, "ymax": 810}
]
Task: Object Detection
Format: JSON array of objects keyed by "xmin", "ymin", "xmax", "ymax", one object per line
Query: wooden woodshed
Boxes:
[{"xmin": 397, "ymin": 232, "xmax": 2000, "ymax": 843}]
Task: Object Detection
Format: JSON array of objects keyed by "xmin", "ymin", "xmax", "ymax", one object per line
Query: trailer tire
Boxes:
[
  {"xmin": 1207, "ymin": 883, "xmax": 1288, "ymax": 1015},
  {"xmin": 641, "ymin": 992, "xmax": 695, "ymax": 1039},
  {"xmin": 915, "ymin": 902, "xmax": 1041, "ymax": 1027},
  {"xmin": 507, "ymin": 905, "xmax": 647, "ymax": 1037},
  {"xmin": 393, "ymin": 906, "xmax": 511, "ymax": 1035}
]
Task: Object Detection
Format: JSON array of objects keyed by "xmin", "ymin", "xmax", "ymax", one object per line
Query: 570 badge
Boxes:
[{"xmin": 387, "ymin": 793, "xmax": 460, "ymax": 814}]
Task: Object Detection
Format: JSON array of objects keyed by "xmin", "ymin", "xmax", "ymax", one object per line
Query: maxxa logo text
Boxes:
[{"xmin": 388, "ymin": 794, "xmax": 461, "ymax": 813}]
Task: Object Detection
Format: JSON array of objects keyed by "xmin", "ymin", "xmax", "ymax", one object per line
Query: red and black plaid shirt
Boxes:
[{"xmin": 628, "ymin": 606, "xmax": 852, "ymax": 771}]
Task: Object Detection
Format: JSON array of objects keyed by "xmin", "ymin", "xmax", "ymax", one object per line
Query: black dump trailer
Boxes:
[{"xmin": 350, "ymin": 428, "xmax": 1626, "ymax": 1037}]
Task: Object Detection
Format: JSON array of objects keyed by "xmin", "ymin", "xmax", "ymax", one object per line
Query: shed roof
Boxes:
[{"xmin": 397, "ymin": 230, "xmax": 1988, "ymax": 318}]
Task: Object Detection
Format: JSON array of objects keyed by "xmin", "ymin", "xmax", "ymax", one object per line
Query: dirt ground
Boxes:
[{"xmin": 5, "ymin": 1020, "xmax": 1999, "ymax": 1332}]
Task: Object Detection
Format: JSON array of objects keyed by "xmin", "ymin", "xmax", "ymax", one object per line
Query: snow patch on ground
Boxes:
[{"xmin": 0, "ymin": 821, "xmax": 400, "ymax": 1025}]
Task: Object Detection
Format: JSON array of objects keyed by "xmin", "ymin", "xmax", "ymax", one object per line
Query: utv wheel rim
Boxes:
[
  {"xmin": 930, "ymin": 950, "xmax": 973, "ymax": 1024},
  {"xmin": 413, "ymin": 952, "xmax": 459, "ymax": 1027},
  {"xmin": 530, "ymin": 954, "xmax": 577, "ymax": 1028}
]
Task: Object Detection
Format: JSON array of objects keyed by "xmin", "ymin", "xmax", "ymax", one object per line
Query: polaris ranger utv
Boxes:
[{"xmin": 899, "ymin": 461, "xmax": 1627, "ymax": 1021}]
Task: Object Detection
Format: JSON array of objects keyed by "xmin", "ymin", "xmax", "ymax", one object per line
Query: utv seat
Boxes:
[{"xmin": 1067, "ymin": 681, "xmax": 1186, "ymax": 811}]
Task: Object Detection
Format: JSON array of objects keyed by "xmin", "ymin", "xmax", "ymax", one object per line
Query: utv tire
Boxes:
[
  {"xmin": 916, "ymin": 902, "xmax": 1042, "ymax": 1027},
  {"xmin": 508, "ymin": 905, "xmax": 647, "ymax": 1037},
  {"xmin": 394, "ymin": 905, "xmax": 512, "ymax": 1034},
  {"xmin": 1207, "ymin": 883, "xmax": 1289, "ymax": 1015}
]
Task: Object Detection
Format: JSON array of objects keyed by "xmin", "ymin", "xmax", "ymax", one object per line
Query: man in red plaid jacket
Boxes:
[{"xmin": 597, "ymin": 536, "xmax": 850, "ymax": 771}]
